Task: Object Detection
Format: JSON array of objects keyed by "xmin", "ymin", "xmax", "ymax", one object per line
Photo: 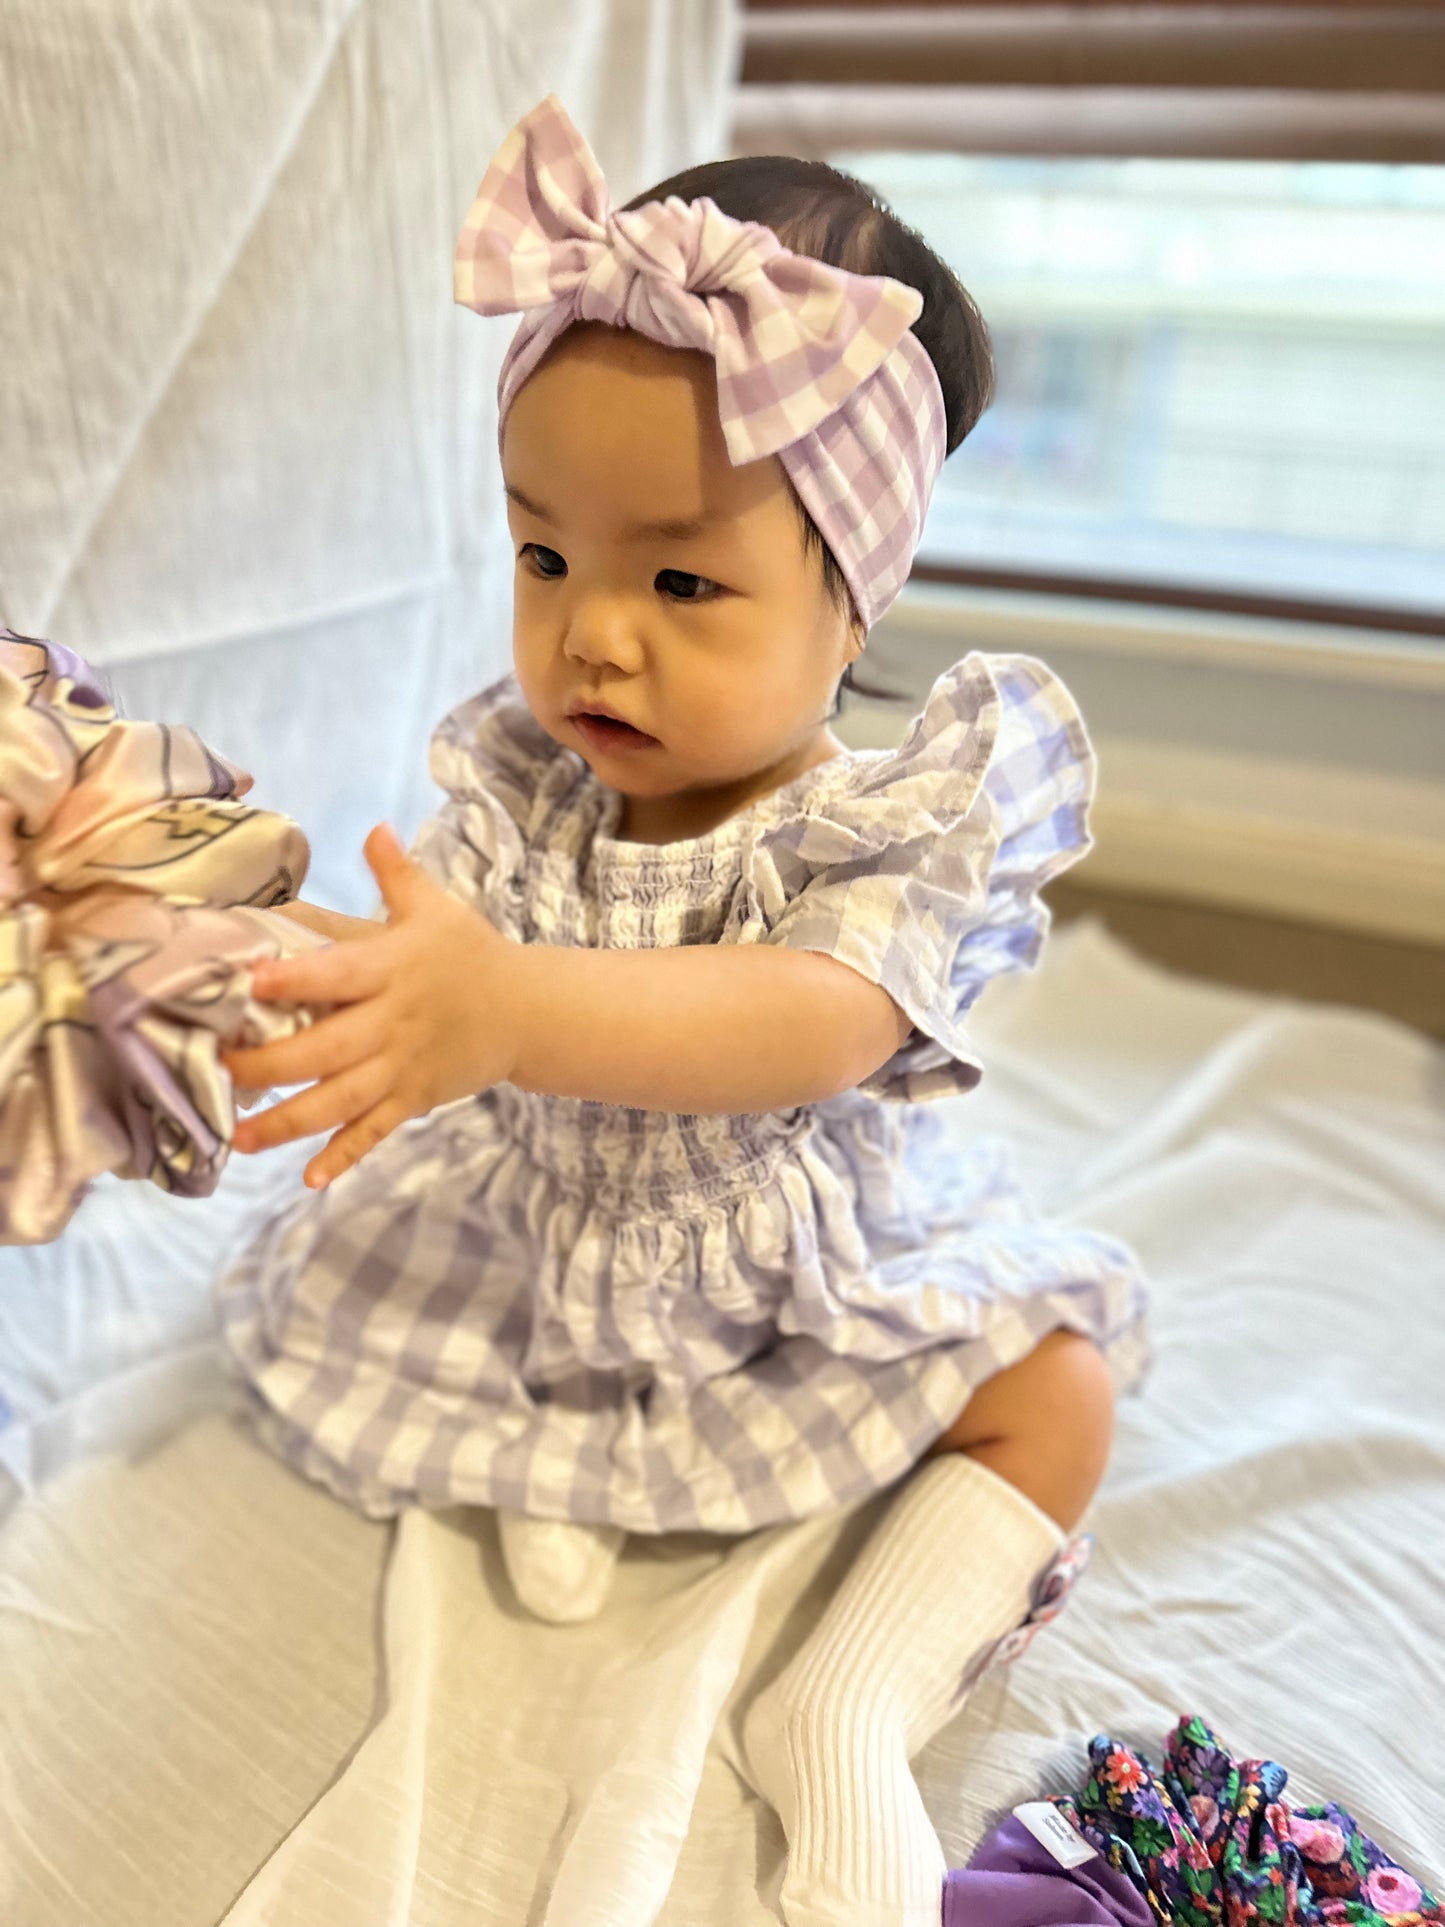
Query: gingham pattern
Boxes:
[
  {"xmin": 452, "ymin": 92, "xmax": 947, "ymax": 631},
  {"xmin": 214, "ymin": 653, "xmax": 1152, "ymax": 1534}
]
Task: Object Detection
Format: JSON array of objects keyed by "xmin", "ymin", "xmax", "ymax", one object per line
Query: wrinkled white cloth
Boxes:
[
  {"xmin": 3, "ymin": 919, "xmax": 1443, "ymax": 1925},
  {"xmin": 0, "ymin": 0, "xmax": 740, "ymax": 910}
]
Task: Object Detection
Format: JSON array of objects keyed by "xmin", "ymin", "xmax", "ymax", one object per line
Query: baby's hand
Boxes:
[{"xmin": 221, "ymin": 824, "xmax": 520, "ymax": 1190}]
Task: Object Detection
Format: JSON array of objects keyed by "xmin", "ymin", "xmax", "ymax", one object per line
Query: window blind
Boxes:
[{"xmin": 737, "ymin": 4, "xmax": 1445, "ymax": 164}]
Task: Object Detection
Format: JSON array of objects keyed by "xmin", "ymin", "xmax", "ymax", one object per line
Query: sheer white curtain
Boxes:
[{"xmin": 0, "ymin": 0, "xmax": 741, "ymax": 911}]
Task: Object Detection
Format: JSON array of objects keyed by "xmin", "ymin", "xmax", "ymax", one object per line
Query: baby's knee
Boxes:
[
  {"xmin": 925, "ymin": 1330, "xmax": 1116, "ymax": 1532},
  {"xmin": 1022, "ymin": 1328, "xmax": 1116, "ymax": 1463},
  {"xmin": 938, "ymin": 1328, "xmax": 1113, "ymax": 1449}
]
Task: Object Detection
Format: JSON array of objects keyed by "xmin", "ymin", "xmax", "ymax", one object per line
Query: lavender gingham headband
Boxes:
[{"xmin": 453, "ymin": 93, "xmax": 948, "ymax": 631}]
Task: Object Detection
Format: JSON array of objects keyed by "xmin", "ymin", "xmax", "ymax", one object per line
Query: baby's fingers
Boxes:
[
  {"xmin": 232, "ymin": 1059, "xmax": 391, "ymax": 1157},
  {"xmin": 305, "ymin": 1097, "xmax": 411, "ymax": 1190},
  {"xmin": 222, "ymin": 999, "xmax": 383, "ymax": 1092},
  {"xmin": 250, "ymin": 938, "xmax": 389, "ymax": 1007}
]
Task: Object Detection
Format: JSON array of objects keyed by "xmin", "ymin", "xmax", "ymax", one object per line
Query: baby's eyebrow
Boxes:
[{"xmin": 504, "ymin": 481, "xmax": 719, "ymax": 543}]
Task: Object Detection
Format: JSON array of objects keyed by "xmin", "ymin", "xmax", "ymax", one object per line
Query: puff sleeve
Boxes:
[
  {"xmin": 407, "ymin": 671, "xmax": 554, "ymax": 934},
  {"xmin": 723, "ymin": 652, "xmax": 1098, "ymax": 1103}
]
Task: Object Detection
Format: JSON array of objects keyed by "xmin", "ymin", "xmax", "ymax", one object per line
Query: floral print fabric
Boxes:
[{"xmin": 1044, "ymin": 1714, "xmax": 1442, "ymax": 1927}]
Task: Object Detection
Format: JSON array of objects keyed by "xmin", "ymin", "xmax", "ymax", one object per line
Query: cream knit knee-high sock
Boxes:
[{"xmin": 740, "ymin": 1453, "xmax": 1067, "ymax": 1927}]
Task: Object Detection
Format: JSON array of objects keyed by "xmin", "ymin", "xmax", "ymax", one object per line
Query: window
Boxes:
[
  {"xmin": 736, "ymin": 1, "xmax": 1445, "ymax": 638},
  {"xmin": 834, "ymin": 151, "xmax": 1445, "ymax": 627}
]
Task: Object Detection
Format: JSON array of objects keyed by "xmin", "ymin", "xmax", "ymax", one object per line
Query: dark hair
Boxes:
[{"xmin": 620, "ymin": 155, "xmax": 995, "ymax": 717}]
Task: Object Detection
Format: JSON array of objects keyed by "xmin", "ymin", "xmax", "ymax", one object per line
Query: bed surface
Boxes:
[{"xmin": 3, "ymin": 916, "xmax": 1443, "ymax": 1923}]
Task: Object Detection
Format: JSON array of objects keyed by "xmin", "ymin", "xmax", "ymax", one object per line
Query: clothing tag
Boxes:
[{"xmin": 1012, "ymin": 1801, "xmax": 1098, "ymax": 1869}]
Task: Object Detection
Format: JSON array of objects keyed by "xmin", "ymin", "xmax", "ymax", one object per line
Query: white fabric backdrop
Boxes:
[{"xmin": 1, "ymin": 0, "xmax": 740, "ymax": 910}]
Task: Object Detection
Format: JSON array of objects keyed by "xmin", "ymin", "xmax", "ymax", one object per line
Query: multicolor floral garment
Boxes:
[{"xmin": 1045, "ymin": 1714, "xmax": 1443, "ymax": 1927}]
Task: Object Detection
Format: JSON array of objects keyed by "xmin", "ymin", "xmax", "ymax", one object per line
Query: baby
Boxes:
[{"xmin": 217, "ymin": 94, "xmax": 1150, "ymax": 1927}]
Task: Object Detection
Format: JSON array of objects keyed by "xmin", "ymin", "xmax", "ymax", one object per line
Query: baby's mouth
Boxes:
[{"xmin": 573, "ymin": 711, "xmax": 660, "ymax": 748}]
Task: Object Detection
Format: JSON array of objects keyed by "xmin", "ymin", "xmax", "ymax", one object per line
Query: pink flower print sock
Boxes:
[
  {"xmin": 739, "ymin": 1452, "xmax": 1067, "ymax": 1927},
  {"xmin": 497, "ymin": 1508, "xmax": 628, "ymax": 1623}
]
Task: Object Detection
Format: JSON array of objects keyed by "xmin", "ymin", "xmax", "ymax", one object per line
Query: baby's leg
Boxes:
[
  {"xmin": 741, "ymin": 1330, "xmax": 1115, "ymax": 1927},
  {"xmin": 920, "ymin": 1325, "xmax": 1116, "ymax": 1529}
]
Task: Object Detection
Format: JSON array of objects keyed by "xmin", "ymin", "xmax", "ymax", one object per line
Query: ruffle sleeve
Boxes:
[
  {"xmin": 407, "ymin": 671, "xmax": 555, "ymax": 932},
  {"xmin": 723, "ymin": 652, "xmax": 1098, "ymax": 1104}
]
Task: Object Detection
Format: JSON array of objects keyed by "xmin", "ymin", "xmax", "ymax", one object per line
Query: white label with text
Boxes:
[{"xmin": 1012, "ymin": 1801, "xmax": 1098, "ymax": 1869}]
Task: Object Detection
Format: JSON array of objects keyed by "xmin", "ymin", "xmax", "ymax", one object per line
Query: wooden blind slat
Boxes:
[
  {"xmin": 732, "ymin": 81, "xmax": 1445, "ymax": 161},
  {"xmin": 742, "ymin": 7, "xmax": 1445, "ymax": 94},
  {"xmin": 745, "ymin": 0, "xmax": 1438, "ymax": 11}
]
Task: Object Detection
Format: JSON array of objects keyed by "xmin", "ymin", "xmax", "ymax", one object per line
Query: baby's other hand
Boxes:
[{"xmin": 274, "ymin": 900, "xmax": 380, "ymax": 943}]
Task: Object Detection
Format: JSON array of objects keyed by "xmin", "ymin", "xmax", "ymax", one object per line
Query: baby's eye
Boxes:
[
  {"xmin": 656, "ymin": 568, "xmax": 720, "ymax": 602},
  {"xmin": 522, "ymin": 544, "xmax": 566, "ymax": 578}
]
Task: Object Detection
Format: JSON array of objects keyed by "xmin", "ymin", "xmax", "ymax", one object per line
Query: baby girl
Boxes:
[{"xmin": 216, "ymin": 94, "xmax": 1150, "ymax": 1927}]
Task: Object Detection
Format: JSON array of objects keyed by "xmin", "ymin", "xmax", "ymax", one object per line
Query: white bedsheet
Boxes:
[{"xmin": 3, "ymin": 916, "xmax": 1443, "ymax": 1925}]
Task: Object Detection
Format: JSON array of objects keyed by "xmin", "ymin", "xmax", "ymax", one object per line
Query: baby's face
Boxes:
[{"xmin": 502, "ymin": 323, "xmax": 861, "ymax": 843}]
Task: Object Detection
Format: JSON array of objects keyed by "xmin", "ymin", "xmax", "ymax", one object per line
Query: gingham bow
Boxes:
[
  {"xmin": 453, "ymin": 92, "xmax": 925, "ymax": 467},
  {"xmin": 453, "ymin": 93, "xmax": 948, "ymax": 630}
]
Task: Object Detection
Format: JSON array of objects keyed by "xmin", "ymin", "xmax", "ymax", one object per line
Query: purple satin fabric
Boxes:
[
  {"xmin": 942, "ymin": 1814, "xmax": 1156, "ymax": 1927},
  {"xmin": 0, "ymin": 629, "xmax": 327, "ymax": 1243}
]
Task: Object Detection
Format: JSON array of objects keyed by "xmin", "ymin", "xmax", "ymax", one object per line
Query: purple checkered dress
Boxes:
[{"xmin": 214, "ymin": 652, "xmax": 1151, "ymax": 1533}]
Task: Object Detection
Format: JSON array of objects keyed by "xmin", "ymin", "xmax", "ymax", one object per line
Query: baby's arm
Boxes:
[
  {"xmin": 506, "ymin": 942, "xmax": 913, "ymax": 1114},
  {"xmin": 226, "ymin": 828, "xmax": 915, "ymax": 1188},
  {"xmin": 272, "ymin": 899, "xmax": 914, "ymax": 1109}
]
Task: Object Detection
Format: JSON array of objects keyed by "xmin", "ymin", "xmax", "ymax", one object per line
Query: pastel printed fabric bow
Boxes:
[
  {"xmin": 1044, "ymin": 1713, "xmax": 1443, "ymax": 1927},
  {"xmin": 950, "ymin": 1530, "xmax": 1096, "ymax": 1709},
  {"xmin": 0, "ymin": 630, "xmax": 326, "ymax": 1244},
  {"xmin": 453, "ymin": 92, "xmax": 948, "ymax": 631}
]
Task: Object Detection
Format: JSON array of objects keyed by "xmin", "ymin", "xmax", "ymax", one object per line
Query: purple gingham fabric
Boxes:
[
  {"xmin": 215, "ymin": 653, "xmax": 1152, "ymax": 1534},
  {"xmin": 452, "ymin": 92, "xmax": 948, "ymax": 631}
]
